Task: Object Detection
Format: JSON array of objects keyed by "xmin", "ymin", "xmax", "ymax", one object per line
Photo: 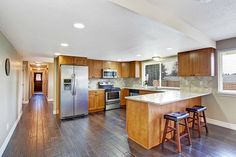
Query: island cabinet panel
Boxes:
[
  {"xmin": 88, "ymin": 90, "xmax": 105, "ymax": 113},
  {"xmin": 130, "ymin": 61, "xmax": 142, "ymax": 78},
  {"xmin": 126, "ymin": 97, "xmax": 201, "ymax": 149},
  {"xmin": 178, "ymin": 48, "xmax": 215, "ymax": 76},
  {"xmin": 120, "ymin": 88, "xmax": 129, "ymax": 106},
  {"xmin": 121, "ymin": 62, "xmax": 130, "ymax": 78},
  {"xmin": 88, "ymin": 59, "xmax": 103, "ymax": 78}
]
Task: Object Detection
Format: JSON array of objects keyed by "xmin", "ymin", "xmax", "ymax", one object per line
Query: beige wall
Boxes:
[
  {"xmin": 0, "ymin": 32, "xmax": 22, "ymax": 154},
  {"xmin": 48, "ymin": 63, "xmax": 54, "ymax": 101},
  {"xmin": 202, "ymin": 38, "xmax": 236, "ymax": 124}
]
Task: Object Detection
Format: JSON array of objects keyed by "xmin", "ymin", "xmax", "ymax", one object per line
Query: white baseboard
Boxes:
[
  {"xmin": 47, "ymin": 98, "xmax": 53, "ymax": 102},
  {"xmin": 207, "ymin": 118, "xmax": 236, "ymax": 131},
  {"xmin": 0, "ymin": 111, "xmax": 22, "ymax": 156}
]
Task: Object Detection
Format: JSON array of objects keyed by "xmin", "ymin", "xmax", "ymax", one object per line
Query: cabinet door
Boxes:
[
  {"xmin": 120, "ymin": 89, "xmax": 129, "ymax": 106},
  {"xmin": 59, "ymin": 56, "xmax": 74, "ymax": 65},
  {"xmin": 88, "ymin": 91, "xmax": 97, "ymax": 111},
  {"xmin": 178, "ymin": 52, "xmax": 191, "ymax": 76},
  {"xmin": 121, "ymin": 62, "xmax": 130, "ymax": 78},
  {"xmin": 191, "ymin": 49, "xmax": 215, "ymax": 76},
  {"xmin": 130, "ymin": 61, "xmax": 141, "ymax": 78},
  {"xmin": 73, "ymin": 57, "xmax": 87, "ymax": 66},
  {"xmin": 96, "ymin": 91, "xmax": 105, "ymax": 109},
  {"xmin": 88, "ymin": 60, "xmax": 94, "ymax": 78},
  {"xmin": 94, "ymin": 60, "xmax": 103, "ymax": 78}
]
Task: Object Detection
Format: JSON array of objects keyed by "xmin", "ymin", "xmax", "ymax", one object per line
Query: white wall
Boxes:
[
  {"xmin": 202, "ymin": 37, "xmax": 236, "ymax": 125},
  {"xmin": 0, "ymin": 32, "xmax": 22, "ymax": 155}
]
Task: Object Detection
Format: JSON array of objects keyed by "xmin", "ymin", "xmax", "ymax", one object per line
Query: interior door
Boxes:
[
  {"xmin": 60, "ymin": 65, "xmax": 74, "ymax": 118},
  {"xmin": 74, "ymin": 66, "xmax": 88, "ymax": 116}
]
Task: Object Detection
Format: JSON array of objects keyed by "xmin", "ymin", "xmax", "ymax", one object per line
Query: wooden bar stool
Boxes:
[
  {"xmin": 186, "ymin": 106, "xmax": 208, "ymax": 138},
  {"xmin": 162, "ymin": 112, "xmax": 192, "ymax": 153}
]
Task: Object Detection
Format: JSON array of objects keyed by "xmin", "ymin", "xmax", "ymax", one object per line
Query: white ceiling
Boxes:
[
  {"xmin": 0, "ymin": 0, "xmax": 235, "ymax": 61},
  {"xmin": 147, "ymin": 0, "xmax": 236, "ymax": 41}
]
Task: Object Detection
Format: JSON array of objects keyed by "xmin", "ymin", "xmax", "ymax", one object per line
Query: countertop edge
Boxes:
[{"xmin": 125, "ymin": 92, "xmax": 212, "ymax": 105}]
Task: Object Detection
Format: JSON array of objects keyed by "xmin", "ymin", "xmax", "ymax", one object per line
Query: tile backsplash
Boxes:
[
  {"xmin": 89, "ymin": 78, "xmax": 142, "ymax": 89},
  {"xmin": 180, "ymin": 77, "xmax": 213, "ymax": 93}
]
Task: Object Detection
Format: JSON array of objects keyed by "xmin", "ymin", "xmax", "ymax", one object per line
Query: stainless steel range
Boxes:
[{"xmin": 98, "ymin": 82, "xmax": 120, "ymax": 110}]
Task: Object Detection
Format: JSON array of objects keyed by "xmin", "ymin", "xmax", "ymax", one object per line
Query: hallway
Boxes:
[{"xmin": 3, "ymin": 95, "xmax": 236, "ymax": 157}]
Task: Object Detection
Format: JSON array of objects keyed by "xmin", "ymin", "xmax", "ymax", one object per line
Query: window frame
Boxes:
[
  {"xmin": 218, "ymin": 50, "xmax": 236, "ymax": 95},
  {"xmin": 142, "ymin": 57, "xmax": 179, "ymax": 88}
]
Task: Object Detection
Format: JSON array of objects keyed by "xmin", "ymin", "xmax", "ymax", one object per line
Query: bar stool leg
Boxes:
[
  {"xmin": 192, "ymin": 112, "xmax": 196, "ymax": 130},
  {"xmin": 162, "ymin": 119, "xmax": 169, "ymax": 147},
  {"xmin": 202, "ymin": 111, "xmax": 209, "ymax": 134},
  {"xmin": 197, "ymin": 113, "xmax": 201, "ymax": 138},
  {"xmin": 175, "ymin": 122, "xmax": 181, "ymax": 153},
  {"xmin": 184, "ymin": 118, "xmax": 192, "ymax": 146}
]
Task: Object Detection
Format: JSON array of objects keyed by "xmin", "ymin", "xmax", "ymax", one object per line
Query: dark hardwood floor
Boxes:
[{"xmin": 3, "ymin": 94, "xmax": 236, "ymax": 157}]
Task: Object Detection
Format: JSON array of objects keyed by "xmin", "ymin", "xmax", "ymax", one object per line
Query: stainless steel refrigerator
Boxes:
[{"xmin": 60, "ymin": 65, "xmax": 88, "ymax": 119}]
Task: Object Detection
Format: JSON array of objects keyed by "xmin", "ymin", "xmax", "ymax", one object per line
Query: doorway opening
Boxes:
[{"xmin": 34, "ymin": 72, "xmax": 43, "ymax": 93}]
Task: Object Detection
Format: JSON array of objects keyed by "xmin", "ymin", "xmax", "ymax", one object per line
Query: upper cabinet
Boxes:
[
  {"xmin": 121, "ymin": 62, "xmax": 130, "ymax": 78},
  {"xmin": 178, "ymin": 48, "xmax": 215, "ymax": 76},
  {"xmin": 88, "ymin": 59, "xmax": 103, "ymax": 78},
  {"xmin": 58, "ymin": 55, "xmax": 87, "ymax": 66},
  {"xmin": 130, "ymin": 61, "xmax": 142, "ymax": 78}
]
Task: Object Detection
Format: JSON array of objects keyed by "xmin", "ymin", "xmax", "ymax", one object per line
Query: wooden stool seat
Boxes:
[
  {"xmin": 186, "ymin": 105, "xmax": 208, "ymax": 138},
  {"xmin": 162, "ymin": 112, "xmax": 192, "ymax": 153},
  {"xmin": 186, "ymin": 106, "xmax": 207, "ymax": 113}
]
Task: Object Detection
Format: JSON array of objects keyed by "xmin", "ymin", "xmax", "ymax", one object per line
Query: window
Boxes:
[
  {"xmin": 161, "ymin": 60, "xmax": 179, "ymax": 87},
  {"xmin": 218, "ymin": 50, "xmax": 236, "ymax": 94},
  {"xmin": 143, "ymin": 58, "xmax": 179, "ymax": 88}
]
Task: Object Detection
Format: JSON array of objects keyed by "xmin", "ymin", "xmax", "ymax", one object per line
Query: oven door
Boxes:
[{"xmin": 106, "ymin": 91, "xmax": 120, "ymax": 102}]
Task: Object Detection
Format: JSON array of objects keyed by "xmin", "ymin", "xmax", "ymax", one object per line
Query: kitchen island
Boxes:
[{"xmin": 125, "ymin": 90, "xmax": 211, "ymax": 149}]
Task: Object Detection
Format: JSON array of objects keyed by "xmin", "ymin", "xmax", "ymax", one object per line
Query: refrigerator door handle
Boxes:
[{"xmin": 74, "ymin": 74, "xmax": 77, "ymax": 95}]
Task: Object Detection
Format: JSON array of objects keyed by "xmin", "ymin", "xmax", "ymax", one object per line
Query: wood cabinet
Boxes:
[
  {"xmin": 120, "ymin": 88, "xmax": 129, "ymax": 106},
  {"xmin": 88, "ymin": 90, "xmax": 105, "ymax": 113},
  {"xmin": 130, "ymin": 61, "xmax": 142, "ymax": 78},
  {"xmin": 178, "ymin": 48, "xmax": 215, "ymax": 76},
  {"xmin": 121, "ymin": 62, "xmax": 130, "ymax": 78},
  {"xmin": 88, "ymin": 59, "xmax": 103, "ymax": 78},
  {"xmin": 58, "ymin": 55, "xmax": 88, "ymax": 66}
]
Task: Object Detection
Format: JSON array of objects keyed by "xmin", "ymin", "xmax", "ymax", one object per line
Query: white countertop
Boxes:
[
  {"xmin": 121, "ymin": 86, "xmax": 180, "ymax": 92},
  {"xmin": 125, "ymin": 90, "xmax": 211, "ymax": 105},
  {"xmin": 89, "ymin": 88, "xmax": 105, "ymax": 91}
]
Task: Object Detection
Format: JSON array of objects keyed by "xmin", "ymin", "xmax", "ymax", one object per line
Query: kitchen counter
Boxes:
[
  {"xmin": 88, "ymin": 88, "xmax": 105, "ymax": 91},
  {"xmin": 125, "ymin": 89, "xmax": 211, "ymax": 149},
  {"xmin": 125, "ymin": 90, "xmax": 211, "ymax": 105},
  {"xmin": 121, "ymin": 86, "xmax": 179, "ymax": 92}
]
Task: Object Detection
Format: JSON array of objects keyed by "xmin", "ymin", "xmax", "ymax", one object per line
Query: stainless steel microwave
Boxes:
[{"xmin": 103, "ymin": 69, "xmax": 118, "ymax": 78}]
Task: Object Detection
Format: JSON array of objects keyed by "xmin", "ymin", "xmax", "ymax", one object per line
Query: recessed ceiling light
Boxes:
[
  {"xmin": 73, "ymin": 23, "xmax": 85, "ymax": 29},
  {"xmin": 60, "ymin": 43, "xmax": 69, "ymax": 47},
  {"xmin": 136, "ymin": 54, "xmax": 141, "ymax": 57},
  {"xmin": 167, "ymin": 48, "xmax": 173, "ymax": 50},
  {"xmin": 54, "ymin": 53, "xmax": 61, "ymax": 56},
  {"xmin": 195, "ymin": 0, "xmax": 212, "ymax": 3},
  {"xmin": 36, "ymin": 63, "xmax": 41, "ymax": 67}
]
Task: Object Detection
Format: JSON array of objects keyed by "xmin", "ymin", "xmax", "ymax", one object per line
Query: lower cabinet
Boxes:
[
  {"xmin": 88, "ymin": 90, "xmax": 105, "ymax": 113},
  {"xmin": 120, "ymin": 89, "xmax": 129, "ymax": 106},
  {"xmin": 139, "ymin": 90, "xmax": 159, "ymax": 95}
]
